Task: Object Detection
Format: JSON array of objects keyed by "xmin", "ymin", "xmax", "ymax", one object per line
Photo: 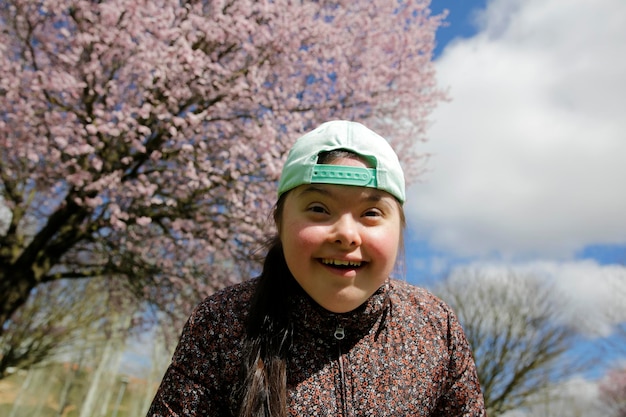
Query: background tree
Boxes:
[
  {"xmin": 0, "ymin": 275, "xmax": 139, "ymax": 378},
  {"xmin": 602, "ymin": 266, "xmax": 626, "ymax": 358},
  {"xmin": 599, "ymin": 368, "xmax": 626, "ymax": 417},
  {"xmin": 1, "ymin": 278, "xmax": 99, "ymax": 378},
  {"xmin": 0, "ymin": 0, "xmax": 445, "ymax": 334},
  {"xmin": 435, "ymin": 267, "xmax": 594, "ymax": 417}
]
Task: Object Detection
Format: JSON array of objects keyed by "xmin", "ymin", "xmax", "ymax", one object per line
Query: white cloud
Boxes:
[
  {"xmin": 407, "ymin": 0, "xmax": 626, "ymax": 258},
  {"xmin": 457, "ymin": 260, "xmax": 626, "ymax": 337}
]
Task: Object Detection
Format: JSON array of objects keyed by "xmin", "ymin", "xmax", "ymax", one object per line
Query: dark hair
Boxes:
[
  {"xmin": 317, "ymin": 148, "xmax": 370, "ymax": 166},
  {"xmin": 237, "ymin": 150, "xmax": 405, "ymax": 416},
  {"xmin": 237, "ymin": 197, "xmax": 292, "ymax": 417}
]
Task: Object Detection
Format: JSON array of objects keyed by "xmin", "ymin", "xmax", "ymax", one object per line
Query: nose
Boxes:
[{"xmin": 331, "ymin": 214, "xmax": 362, "ymax": 248}]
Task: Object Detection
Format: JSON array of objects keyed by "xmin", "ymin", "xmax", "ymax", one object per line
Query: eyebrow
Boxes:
[{"xmin": 296, "ymin": 185, "xmax": 385, "ymax": 203}]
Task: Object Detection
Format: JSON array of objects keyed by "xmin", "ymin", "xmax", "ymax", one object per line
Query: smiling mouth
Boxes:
[{"xmin": 320, "ymin": 258, "xmax": 363, "ymax": 268}]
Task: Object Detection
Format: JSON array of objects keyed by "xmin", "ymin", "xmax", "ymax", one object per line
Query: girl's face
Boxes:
[{"xmin": 279, "ymin": 157, "xmax": 402, "ymax": 313}]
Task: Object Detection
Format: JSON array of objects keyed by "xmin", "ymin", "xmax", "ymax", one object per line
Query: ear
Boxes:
[
  {"xmin": 273, "ymin": 194, "xmax": 287, "ymax": 236},
  {"xmin": 275, "ymin": 222, "xmax": 282, "ymax": 236}
]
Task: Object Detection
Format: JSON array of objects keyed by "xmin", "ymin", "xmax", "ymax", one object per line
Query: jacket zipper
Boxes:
[{"xmin": 334, "ymin": 325, "xmax": 349, "ymax": 417}]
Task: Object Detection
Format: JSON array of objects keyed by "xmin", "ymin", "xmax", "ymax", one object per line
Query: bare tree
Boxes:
[
  {"xmin": 435, "ymin": 268, "xmax": 594, "ymax": 416},
  {"xmin": 1, "ymin": 279, "xmax": 98, "ymax": 377},
  {"xmin": 0, "ymin": 276, "xmax": 137, "ymax": 378}
]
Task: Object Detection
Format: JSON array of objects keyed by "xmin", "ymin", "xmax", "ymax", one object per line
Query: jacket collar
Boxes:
[{"xmin": 287, "ymin": 277, "xmax": 390, "ymax": 343}]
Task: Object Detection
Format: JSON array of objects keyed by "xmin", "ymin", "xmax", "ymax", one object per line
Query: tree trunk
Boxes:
[
  {"xmin": 0, "ymin": 195, "xmax": 90, "ymax": 336},
  {"xmin": 0, "ymin": 269, "xmax": 36, "ymax": 337},
  {"xmin": 79, "ymin": 311, "xmax": 130, "ymax": 417},
  {"xmin": 32, "ymin": 369, "xmax": 54, "ymax": 417},
  {"xmin": 56, "ymin": 357, "xmax": 83, "ymax": 417},
  {"xmin": 79, "ymin": 340, "xmax": 116, "ymax": 417},
  {"xmin": 8, "ymin": 368, "xmax": 34, "ymax": 417}
]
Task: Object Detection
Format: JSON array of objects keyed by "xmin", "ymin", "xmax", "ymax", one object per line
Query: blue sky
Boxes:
[
  {"xmin": 404, "ymin": 0, "xmax": 626, "ymax": 359},
  {"xmin": 430, "ymin": 0, "xmax": 489, "ymax": 58},
  {"xmin": 403, "ymin": 3, "xmax": 626, "ymax": 408}
]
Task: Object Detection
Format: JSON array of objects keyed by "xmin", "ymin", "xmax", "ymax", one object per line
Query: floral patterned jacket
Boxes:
[{"xmin": 147, "ymin": 278, "xmax": 487, "ymax": 416}]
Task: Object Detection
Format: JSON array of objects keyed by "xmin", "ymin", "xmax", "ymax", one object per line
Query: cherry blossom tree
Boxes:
[
  {"xmin": 599, "ymin": 368, "xmax": 626, "ymax": 417},
  {"xmin": 0, "ymin": 0, "xmax": 445, "ymax": 333}
]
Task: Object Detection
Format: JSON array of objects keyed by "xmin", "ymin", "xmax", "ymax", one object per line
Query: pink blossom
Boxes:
[
  {"xmin": 0, "ymin": 0, "xmax": 445, "ymax": 327},
  {"xmin": 136, "ymin": 216, "xmax": 152, "ymax": 226}
]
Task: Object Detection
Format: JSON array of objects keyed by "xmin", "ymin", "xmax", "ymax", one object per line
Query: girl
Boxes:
[{"xmin": 147, "ymin": 120, "xmax": 486, "ymax": 416}]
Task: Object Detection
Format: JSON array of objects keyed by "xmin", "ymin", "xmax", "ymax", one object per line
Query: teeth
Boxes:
[{"xmin": 321, "ymin": 259, "xmax": 362, "ymax": 267}]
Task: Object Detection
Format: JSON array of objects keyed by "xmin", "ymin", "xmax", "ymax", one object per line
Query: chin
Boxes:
[{"xmin": 318, "ymin": 293, "xmax": 369, "ymax": 314}]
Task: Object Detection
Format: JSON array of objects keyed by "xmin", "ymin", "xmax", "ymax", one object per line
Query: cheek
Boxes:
[
  {"xmin": 281, "ymin": 219, "xmax": 322, "ymax": 251},
  {"xmin": 367, "ymin": 227, "xmax": 401, "ymax": 259}
]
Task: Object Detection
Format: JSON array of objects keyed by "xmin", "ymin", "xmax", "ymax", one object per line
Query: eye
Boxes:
[
  {"xmin": 307, "ymin": 203, "xmax": 329, "ymax": 214},
  {"xmin": 363, "ymin": 208, "xmax": 383, "ymax": 218}
]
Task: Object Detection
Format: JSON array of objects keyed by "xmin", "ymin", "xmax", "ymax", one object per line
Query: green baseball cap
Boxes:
[{"xmin": 277, "ymin": 120, "xmax": 406, "ymax": 203}]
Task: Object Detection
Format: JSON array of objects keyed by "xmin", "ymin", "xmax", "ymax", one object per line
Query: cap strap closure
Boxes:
[{"xmin": 311, "ymin": 165, "xmax": 377, "ymax": 188}]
